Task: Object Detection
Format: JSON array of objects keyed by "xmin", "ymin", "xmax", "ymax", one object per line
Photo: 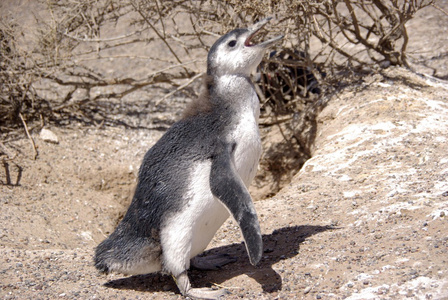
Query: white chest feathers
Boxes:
[
  {"xmin": 230, "ymin": 86, "xmax": 262, "ymax": 187},
  {"xmin": 214, "ymin": 74, "xmax": 262, "ymax": 186}
]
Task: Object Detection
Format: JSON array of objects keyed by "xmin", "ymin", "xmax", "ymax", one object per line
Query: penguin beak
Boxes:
[{"xmin": 244, "ymin": 17, "xmax": 284, "ymax": 48}]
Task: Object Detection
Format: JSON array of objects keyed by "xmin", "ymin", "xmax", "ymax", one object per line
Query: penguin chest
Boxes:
[
  {"xmin": 231, "ymin": 106, "xmax": 262, "ymax": 187},
  {"xmin": 187, "ymin": 161, "xmax": 230, "ymax": 257},
  {"xmin": 173, "ymin": 112, "xmax": 261, "ymax": 258},
  {"xmin": 161, "ymin": 161, "xmax": 229, "ymax": 262}
]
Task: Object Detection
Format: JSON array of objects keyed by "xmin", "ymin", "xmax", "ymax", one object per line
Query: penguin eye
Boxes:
[{"xmin": 227, "ymin": 40, "xmax": 237, "ymax": 47}]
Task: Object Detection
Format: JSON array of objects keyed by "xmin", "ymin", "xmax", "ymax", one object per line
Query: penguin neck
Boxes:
[
  {"xmin": 211, "ymin": 73, "xmax": 260, "ymax": 118},
  {"xmin": 181, "ymin": 73, "xmax": 260, "ymax": 121}
]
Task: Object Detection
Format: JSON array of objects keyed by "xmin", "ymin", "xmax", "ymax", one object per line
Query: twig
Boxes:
[
  {"xmin": 19, "ymin": 113, "xmax": 38, "ymax": 160},
  {"xmin": 146, "ymin": 59, "xmax": 201, "ymax": 79},
  {"xmin": 130, "ymin": 0, "xmax": 191, "ymax": 76},
  {"xmin": 211, "ymin": 282, "xmax": 240, "ymax": 289},
  {"xmin": 199, "ymin": 29, "xmax": 221, "ymax": 37},
  {"xmin": 2, "ymin": 159, "xmax": 12, "ymax": 185},
  {"xmin": 0, "ymin": 142, "xmax": 17, "ymax": 160},
  {"xmin": 43, "ymin": 70, "xmax": 191, "ymax": 88},
  {"xmin": 432, "ymin": 3, "xmax": 448, "ymax": 16},
  {"xmin": 155, "ymin": 72, "xmax": 203, "ymax": 106},
  {"xmin": 259, "ymin": 116, "xmax": 293, "ymax": 126},
  {"xmin": 61, "ymin": 29, "xmax": 146, "ymax": 42},
  {"xmin": 74, "ymin": 54, "xmax": 173, "ymax": 63}
]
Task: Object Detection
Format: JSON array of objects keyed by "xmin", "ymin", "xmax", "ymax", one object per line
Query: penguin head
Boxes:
[{"xmin": 207, "ymin": 17, "xmax": 283, "ymax": 77}]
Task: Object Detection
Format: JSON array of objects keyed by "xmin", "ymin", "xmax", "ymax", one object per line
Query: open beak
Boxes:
[{"xmin": 244, "ymin": 17, "xmax": 284, "ymax": 48}]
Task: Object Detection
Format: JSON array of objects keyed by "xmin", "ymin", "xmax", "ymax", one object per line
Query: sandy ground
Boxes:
[
  {"xmin": 2, "ymin": 67, "xmax": 447, "ymax": 300},
  {"xmin": 1, "ymin": 2, "xmax": 448, "ymax": 300}
]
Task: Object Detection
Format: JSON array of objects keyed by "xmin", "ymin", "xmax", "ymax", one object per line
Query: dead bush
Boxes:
[{"xmin": 0, "ymin": 0, "xmax": 435, "ymax": 193}]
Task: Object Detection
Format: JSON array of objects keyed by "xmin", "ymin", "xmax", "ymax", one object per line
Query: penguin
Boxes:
[{"xmin": 94, "ymin": 17, "xmax": 283, "ymax": 299}]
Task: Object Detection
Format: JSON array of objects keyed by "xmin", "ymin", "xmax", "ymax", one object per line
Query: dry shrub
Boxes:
[
  {"xmin": 0, "ymin": 0, "xmax": 434, "ymax": 193},
  {"xmin": 1, "ymin": 0, "xmax": 434, "ymax": 125},
  {"xmin": 0, "ymin": 21, "xmax": 44, "ymax": 128}
]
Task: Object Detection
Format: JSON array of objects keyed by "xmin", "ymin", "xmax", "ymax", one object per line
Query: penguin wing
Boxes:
[{"xmin": 209, "ymin": 143, "xmax": 262, "ymax": 266}]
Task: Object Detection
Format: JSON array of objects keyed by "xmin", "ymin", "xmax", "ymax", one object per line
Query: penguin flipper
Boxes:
[{"xmin": 209, "ymin": 144, "xmax": 262, "ymax": 266}]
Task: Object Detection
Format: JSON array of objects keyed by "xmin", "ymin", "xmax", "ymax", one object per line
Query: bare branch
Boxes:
[
  {"xmin": 61, "ymin": 29, "xmax": 147, "ymax": 42},
  {"xmin": 19, "ymin": 113, "xmax": 38, "ymax": 160},
  {"xmin": 155, "ymin": 72, "xmax": 203, "ymax": 106}
]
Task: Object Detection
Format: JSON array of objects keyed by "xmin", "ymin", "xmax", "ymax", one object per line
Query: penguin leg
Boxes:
[
  {"xmin": 175, "ymin": 271, "xmax": 229, "ymax": 300},
  {"xmin": 191, "ymin": 253, "xmax": 237, "ymax": 271}
]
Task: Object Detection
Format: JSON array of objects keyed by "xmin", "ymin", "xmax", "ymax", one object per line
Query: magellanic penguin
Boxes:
[{"xmin": 94, "ymin": 18, "xmax": 283, "ymax": 299}]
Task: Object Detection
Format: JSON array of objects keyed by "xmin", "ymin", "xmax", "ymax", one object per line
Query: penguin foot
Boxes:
[
  {"xmin": 185, "ymin": 287, "xmax": 229, "ymax": 300},
  {"xmin": 191, "ymin": 253, "xmax": 237, "ymax": 271},
  {"xmin": 175, "ymin": 271, "xmax": 228, "ymax": 299}
]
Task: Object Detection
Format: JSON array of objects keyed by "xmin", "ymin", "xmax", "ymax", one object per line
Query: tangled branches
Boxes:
[
  {"xmin": 0, "ymin": 0, "xmax": 437, "ymax": 193},
  {"xmin": 1, "ymin": 0, "xmax": 434, "ymax": 129},
  {"xmin": 308, "ymin": 0, "xmax": 434, "ymax": 68}
]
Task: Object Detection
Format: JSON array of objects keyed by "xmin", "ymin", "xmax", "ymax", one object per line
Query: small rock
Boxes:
[
  {"xmin": 304, "ymin": 286, "xmax": 312, "ymax": 294},
  {"xmin": 40, "ymin": 128, "xmax": 59, "ymax": 144},
  {"xmin": 374, "ymin": 233, "xmax": 383, "ymax": 239}
]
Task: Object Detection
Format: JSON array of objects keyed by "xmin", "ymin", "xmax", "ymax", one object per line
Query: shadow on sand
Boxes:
[{"xmin": 104, "ymin": 224, "xmax": 334, "ymax": 295}]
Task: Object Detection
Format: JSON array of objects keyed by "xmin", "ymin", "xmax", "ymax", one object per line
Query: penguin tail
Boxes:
[
  {"xmin": 93, "ymin": 234, "xmax": 163, "ymax": 276},
  {"xmin": 94, "ymin": 259, "xmax": 110, "ymax": 274},
  {"xmin": 93, "ymin": 238, "xmax": 115, "ymax": 274}
]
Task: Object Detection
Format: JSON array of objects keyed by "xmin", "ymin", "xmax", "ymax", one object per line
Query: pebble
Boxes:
[{"xmin": 40, "ymin": 128, "xmax": 59, "ymax": 144}]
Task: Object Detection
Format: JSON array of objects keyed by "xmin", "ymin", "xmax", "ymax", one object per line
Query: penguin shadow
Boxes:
[{"xmin": 103, "ymin": 225, "xmax": 334, "ymax": 295}]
